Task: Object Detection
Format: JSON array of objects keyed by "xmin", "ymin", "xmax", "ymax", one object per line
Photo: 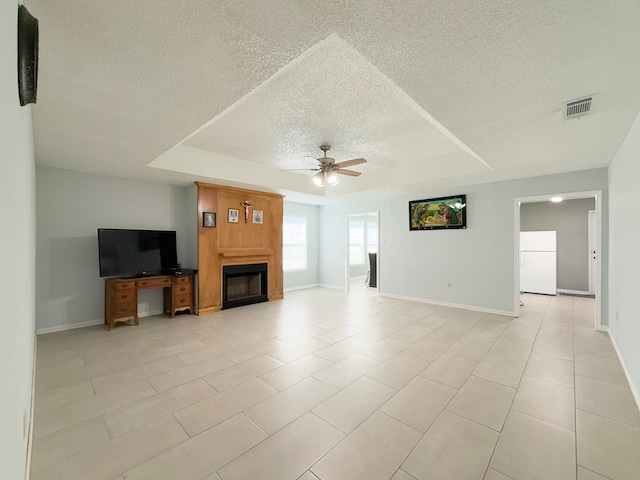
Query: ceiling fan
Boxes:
[{"xmin": 285, "ymin": 145, "xmax": 367, "ymax": 187}]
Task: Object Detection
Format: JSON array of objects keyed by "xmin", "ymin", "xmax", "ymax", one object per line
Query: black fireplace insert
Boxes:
[{"xmin": 222, "ymin": 263, "xmax": 268, "ymax": 309}]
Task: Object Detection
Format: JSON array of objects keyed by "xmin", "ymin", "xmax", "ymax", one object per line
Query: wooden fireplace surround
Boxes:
[{"xmin": 196, "ymin": 182, "xmax": 284, "ymax": 314}]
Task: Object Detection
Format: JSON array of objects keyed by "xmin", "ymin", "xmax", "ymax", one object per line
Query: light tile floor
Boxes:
[{"xmin": 31, "ymin": 287, "xmax": 640, "ymax": 480}]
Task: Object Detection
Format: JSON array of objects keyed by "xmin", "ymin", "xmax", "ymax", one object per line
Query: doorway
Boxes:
[
  {"xmin": 345, "ymin": 212, "xmax": 379, "ymax": 294},
  {"xmin": 515, "ymin": 191, "xmax": 603, "ymax": 330}
]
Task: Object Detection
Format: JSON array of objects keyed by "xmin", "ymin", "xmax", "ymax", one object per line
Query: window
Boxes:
[
  {"xmin": 349, "ymin": 220, "xmax": 365, "ymax": 265},
  {"xmin": 367, "ymin": 221, "xmax": 378, "ymax": 253},
  {"xmin": 283, "ymin": 216, "xmax": 307, "ymax": 271}
]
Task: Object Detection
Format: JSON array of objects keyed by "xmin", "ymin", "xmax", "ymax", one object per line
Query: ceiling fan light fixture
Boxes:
[
  {"xmin": 296, "ymin": 146, "xmax": 367, "ymax": 187},
  {"xmin": 312, "ymin": 172, "xmax": 325, "ymax": 186}
]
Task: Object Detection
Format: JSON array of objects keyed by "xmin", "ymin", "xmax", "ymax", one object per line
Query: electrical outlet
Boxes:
[
  {"xmin": 616, "ymin": 311, "xmax": 619, "ymax": 321},
  {"xmin": 447, "ymin": 282, "xmax": 453, "ymax": 289}
]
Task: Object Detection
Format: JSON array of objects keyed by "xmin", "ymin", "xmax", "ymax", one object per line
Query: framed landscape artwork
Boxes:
[{"xmin": 409, "ymin": 194, "xmax": 467, "ymax": 231}]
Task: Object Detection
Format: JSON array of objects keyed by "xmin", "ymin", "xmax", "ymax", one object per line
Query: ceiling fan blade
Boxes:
[
  {"xmin": 280, "ymin": 168, "xmax": 319, "ymax": 172},
  {"xmin": 334, "ymin": 158, "xmax": 366, "ymax": 169},
  {"xmin": 336, "ymin": 169, "xmax": 361, "ymax": 177}
]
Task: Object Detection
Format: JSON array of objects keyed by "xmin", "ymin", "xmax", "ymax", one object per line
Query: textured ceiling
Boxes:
[{"xmin": 28, "ymin": 0, "xmax": 640, "ymax": 203}]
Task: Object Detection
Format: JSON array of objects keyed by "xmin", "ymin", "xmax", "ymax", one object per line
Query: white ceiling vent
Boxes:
[{"xmin": 563, "ymin": 96, "xmax": 593, "ymax": 119}]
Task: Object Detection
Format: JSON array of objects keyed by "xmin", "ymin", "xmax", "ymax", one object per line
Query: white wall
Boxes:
[
  {"xmin": 319, "ymin": 169, "xmax": 608, "ymax": 316},
  {"xmin": 0, "ymin": 1, "xmax": 36, "ymax": 478},
  {"xmin": 284, "ymin": 201, "xmax": 319, "ymax": 290},
  {"xmin": 608, "ymin": 108, "xmax": 640, "ymax": 402},
  {"xmin": 35, "ymin": 167, "xmax": 190, "ymax": 332},
  {"xmin": 185, "ymin": 184, "xmax": 198, "ymax": 271}
]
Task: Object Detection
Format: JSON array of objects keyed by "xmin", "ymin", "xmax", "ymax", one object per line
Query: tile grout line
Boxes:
[
  {"xmin": 572, "ymin": 296, "xmax": 580, "ymax": 480},
  {"xmin": 483, "ymin": 294, "xmax": 549, "ymax": 480},
  {"xmin": 574, "ymin": 406, "xmax": 640, "ymax": 429}
]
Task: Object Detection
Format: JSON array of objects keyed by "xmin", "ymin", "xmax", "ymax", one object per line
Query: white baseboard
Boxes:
[
  {"xmin": 35, "ymin": 309, "xmax": 164, "ymax": 335},
  {"xmin": 318, "ymin": 283, "xmax": 346, "ymax": 290},
  {"xmin": 607, "ymin": 328, "xmax": 640, "ymax": 412},
  {"xmin": 138, "ymin": 309, "xmax": 164, "ymax": 318},
  {"xmin": 284, "ymin": 283, "xmax": 320, "ymax": 292},
  {"xmin": 557, "ymin": 289, "xmax": 593, "ymax": 296},
  {"xmin": 36, "ymin": 319, "xmax": 104, "ymax": 335},
  {"xmin": 379, "ymin": 292, "xmax": 515, "ymax": 317}
]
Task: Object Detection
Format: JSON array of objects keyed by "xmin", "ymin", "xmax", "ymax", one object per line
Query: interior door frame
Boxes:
[
  {"xmin": 345, "ymin": 211, "xmax": 379, "ymax": 293},
  {"xmin": 588, "ymin": 209, "xmax": 597, "ymax": 295},
  {"xmin": 514, "ymin": 190, "xmax": 603, "ymax": 330}
]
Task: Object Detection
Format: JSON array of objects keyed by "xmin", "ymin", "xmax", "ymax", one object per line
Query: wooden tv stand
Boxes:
[{"xmin": 104, "ymin": 272, "xmax": 194, "ymax": 330}]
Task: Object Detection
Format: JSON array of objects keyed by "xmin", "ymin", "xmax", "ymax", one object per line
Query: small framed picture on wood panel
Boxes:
[
  {"xmin": 253, "ymin": 210, "xmax": 263, "ymax": 224},
  {"xmin": 228, "ymin": 209, "xmax": 239, "ymax": 223},
  {"xmin": 203, "ymin": 212, "xmax": 216, "ymax": 228}
]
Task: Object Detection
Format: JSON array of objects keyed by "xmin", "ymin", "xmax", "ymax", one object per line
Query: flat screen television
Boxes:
[{"xmin": 97, "ymin": 228, "xmax": 178, "ymax": 278}]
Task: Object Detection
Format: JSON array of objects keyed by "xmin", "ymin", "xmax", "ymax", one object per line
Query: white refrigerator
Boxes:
[{"xmin": 520, "ymin": 231, "xmax": 557, "ymax": 295}]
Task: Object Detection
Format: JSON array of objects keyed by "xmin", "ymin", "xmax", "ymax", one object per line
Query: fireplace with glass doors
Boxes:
[{"xmin": 222, "ymin": 263, "xmax": 268, "ymax": 309}]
